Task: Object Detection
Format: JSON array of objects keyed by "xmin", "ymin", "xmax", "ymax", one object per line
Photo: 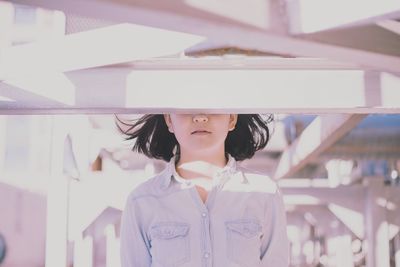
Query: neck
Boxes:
[{"xmin": 175, "ymin": 149, "xmax": 228, "ymax": 180}]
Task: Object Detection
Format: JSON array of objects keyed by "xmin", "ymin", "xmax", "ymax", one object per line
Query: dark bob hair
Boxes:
[{"xmin": 115, "ymin": 114, "xmax": 273, "ymax": 162}]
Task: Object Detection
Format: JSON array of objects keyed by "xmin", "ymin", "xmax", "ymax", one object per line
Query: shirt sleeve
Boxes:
[
  {"xmin": 120, "ymin": 196, "xmax": 152, "ymax": 267},
  {"xmin": 260, "ymin": 187, "xmax": 290, "ymax": 267}
]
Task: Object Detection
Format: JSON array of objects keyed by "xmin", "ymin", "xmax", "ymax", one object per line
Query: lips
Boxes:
[{"xmin": 191, "ymin": 130, "xmax": 211, "ymax": 134}]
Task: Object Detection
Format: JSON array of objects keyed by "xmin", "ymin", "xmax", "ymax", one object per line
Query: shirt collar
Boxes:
[{"xmin": 161, "ymin": 153, "xmax": 237, "ymax": 190}]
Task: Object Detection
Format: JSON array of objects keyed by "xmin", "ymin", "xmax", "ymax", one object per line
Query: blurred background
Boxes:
[
  {"xmin": 0, "ymin": 113, "xmax": 399, "ymax": 267},
  {"xmin": 0, "ymin": 1, "xmax": 400, "ymax": 267}
]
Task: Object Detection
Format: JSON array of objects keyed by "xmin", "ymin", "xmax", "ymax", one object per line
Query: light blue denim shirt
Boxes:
[{"xmin": 120, "ymin": 154, "xmax": 289, "ymax": 267}]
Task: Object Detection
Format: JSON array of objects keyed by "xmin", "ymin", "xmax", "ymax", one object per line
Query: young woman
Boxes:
[{"xmin": 118, "ymin": 114, "xmax": 289, "ymax": 267}]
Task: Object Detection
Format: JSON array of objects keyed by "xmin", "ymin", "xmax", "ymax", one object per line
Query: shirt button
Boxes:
[{"xmin": 204, "ymin": 252, "xmax": 210, "ymax": 258}]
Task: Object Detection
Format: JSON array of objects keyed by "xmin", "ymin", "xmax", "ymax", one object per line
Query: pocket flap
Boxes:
[
  {"xmin": 226, "ymin": 219, "xmax": 261, "ymax": 238},
  {"xmin": 150, "ymin": 223, "xmax": 189, "ymax": 240}
]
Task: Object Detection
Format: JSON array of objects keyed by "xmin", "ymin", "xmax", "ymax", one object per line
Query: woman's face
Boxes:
[{"xmin": 163, "ymin": 114, "xmax": 237, "ymax": 156}]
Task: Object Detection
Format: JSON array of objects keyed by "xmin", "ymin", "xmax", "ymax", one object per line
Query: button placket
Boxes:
[{"xmin": 200, "ymin": 209, "xmax": 211, "ymax": 266}]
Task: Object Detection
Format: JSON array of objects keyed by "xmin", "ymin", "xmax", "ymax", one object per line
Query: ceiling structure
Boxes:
[
  {"xmin": 0, "ymin": 0, "xmax": 399, "ymax": 181},
  {"xmin": 0, "ymin": 0, "xmax": 399, "ymax": 114}
]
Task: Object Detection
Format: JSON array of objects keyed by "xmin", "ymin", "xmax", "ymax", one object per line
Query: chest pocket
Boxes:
[
  {"xmin": 225, "ymin": 219, "xmax": 262, "ymax": 267},
  {"xmin": 149, "ymin": 222, "xmax": 190, "ymax": 267}
]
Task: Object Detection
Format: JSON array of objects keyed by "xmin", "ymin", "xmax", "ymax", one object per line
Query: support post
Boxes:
[{"xmin": 365, "ymin": 177, "xmax": 391, "ymax": 267}]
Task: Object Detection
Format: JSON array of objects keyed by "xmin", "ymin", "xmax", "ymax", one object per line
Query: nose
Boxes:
[{"xmin": 192, "ymin": 114, "xmax": 209, "ymax": 123}]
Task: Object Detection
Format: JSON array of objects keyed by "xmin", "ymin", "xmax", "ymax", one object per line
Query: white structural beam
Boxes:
[
  {"xmin": 283, "ymin": 185, "xmax": 366, "ymax": 240},
  {"xmin": 376, "ymin": 20, "xmax": 400, "ymax": 36},
  {"xmin": 74, "ymin": 236, "xmax": 93, "ymax": 267},
  {"xmin": 282, "ymin": 179, "xmax": 400, "ymax": 239},
  {"xmin": 10, "ymin": 0, "xmax": 283, "ymax": 32},
  {"xmin": 0, "ymin": 82, "xmax": 66, "ymax": 106},
  {"xmin": 328, "ymin": 203, "xmax": 365, "ymax": 239},
  {"xmin": 326, "ymin": 227, "xmax": 354, "ymax": 267},
  {"xmin": 0, "ymin": 23, "xmax": 204, "ymax": 74},
  {"xmin": 395, "ymin": 235, "xmax": 400, "ymax": 267},
  {"xmin": 0, "ymin": 2, "xmax": 13, "ymax": 48},
  {"xmin": 299, "ymin": 207, "xmax": 353, "ymax": 265},
  {"xmin": 1, "ymin": 60, "xmax": 400, "ymax": 114},
  {"xmin": 365, "ymin": 179, "xmax": 391, "ymax": 267},
  {"xmin": 0, "ymin": 23, "xmax": 203, "ymax": 106},
  {"xmin": 0, "ymin": 70, "xmax": 76, "ymax": 106},
  {"xmin": 11, "ymin": 0, "xmax": 400, "ymax": 73},
  {"xmin": 274, "ymin": 114, "xmax": 366, "ymax": 179},
  {"xmin": 45, "ymin": 175, "xmax": 69, "ymax": 267},
  {"xmin": 281, "ymin": 185, "xmax": 365, "ymax": 207},
  {"xmin": 287, "ymin": 0, "xmax": 400, "ymax": 33}
]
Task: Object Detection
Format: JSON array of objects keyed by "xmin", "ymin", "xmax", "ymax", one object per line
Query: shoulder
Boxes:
[
  {"xmin": 235, "ymin": 165, "xmax": 280, "ymax": 195},
  {"xmin": 235, "ymin": 165, "xmax": 286, "ymax": 213},
  {"xmin": 126, "ymin": 168, "xmax": 169, "ymax": 203}
]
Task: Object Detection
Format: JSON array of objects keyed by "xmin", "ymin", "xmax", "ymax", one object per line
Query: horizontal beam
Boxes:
[
  {"xmin": 1, "ymin": 70, "xmax": 75, "ymax": 105},
  {"xmin": 10, "ymin": 0, "xmax": 280, "ymax": 32},
  {"xmin": 0, "ymin": 23, "xmax": 204, "ymax": 73},
  {"xmin": 11, "ymin": 0, "xmax": 400, "ymax": 73},
  {"xmin": 114, "ymin": 57, "xmax": 360, "ymax": 70},
  {"xmin": 281, "ymin": 185, "xmax": 365, "ymax": 206},
  {"xmin": 287, "ymin": 0, "xmax": 400, "ymax": 33},
  {"xmin": 1, "ymin": 62, "xmax": 400, "ymax": 114},
  {"xmin": 0, "ymin": 82, "xmax": 65, "ymax": 106}
]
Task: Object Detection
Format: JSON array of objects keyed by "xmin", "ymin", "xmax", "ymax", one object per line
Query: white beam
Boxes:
[
  {"xmin": 0, "ymin": 1, "xmax": 13, "ymax": 48},
  {"xmin": 45, "ymin": 175, "xmax": 69, "ymax": 267},
  {"xmin": 395, "ymin": 235, "xmax": 400, "ymax": 267},
  {"xmin": 1, "ymin": 61, "xmax": 400, "ymax": 114},
  {"xmin": 124, "ymin": 70, "xmax": 367, "ymax": 111},
  {"xmin": 328, "ymin": 203, "xmax": 364, "ymax": 239},
  {"xmin": 11, "ymin": 0, "xmax": 280, "ymax": 31},
  {"xmin": 287, "ymin": 0, "xmax": 400, "ymax": 33},
  {"xmin": 115, "ymin": 57, "xmax": 359, "ymax": 70},
  {"xmin": 74, "ymin": 236, "xmax": 93, "ymax": 267},
  {"xmin": 282, "ymin": 184, "xmax": 366, "ymax": 238},
  {"xmin": 11, "ymin": 0, "xmax": 400, "ymax": 73},
  {"xmin": 0, "ymin": 81, "xmax": 67, "ymax": 107},
  {"xmin": 281, "ymin": 186, "xmax": 365, "ymax": 206},
  {"xmin": 376, "ymin": 20, "xmax": 400, "ymax": 36},
  {"xmin": 1, "ymin": 70, "xmax": 75, "ymax": 105},
  {"xmin": 0, "ymin": 23, "xmax": 204, "ymax": 73},
  {"xmin": 283, "ymin": 180, "xmax": 400, "ymax": 245},
  {"xmin": 365, "ymin": 178, "xmax": 391, "ymax": 267},
  {"xmin": 274, "ymin": 114, "xmax": 366, "ymax": 179}
]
